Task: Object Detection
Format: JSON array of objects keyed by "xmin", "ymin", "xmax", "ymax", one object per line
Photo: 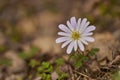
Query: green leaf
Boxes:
[
  {"xmin": 29, "ymin": 59, "xmax": 38, "ymax": 68},
  {"xmin": 0, "ymin": 58, "xmax": 12, "ymax": 66},
  {"xmin": 41, "ymin": 73, "xmax": 51, "ymax": 80},
  {"xmin": 18, "ymin": 47, "xmax": 39, "ymax": 59},
  {"xmin": 81, "ymin": 56, "xmax": 88, "ymax": 61},
  {"xmin": 27, "ymin": 47, "xmax": 39, "ymax": 58},
  {"xmin": 56, "ymin": 67, "xmax": 60, "ymax": 74},
  {"xmin": 18, "ymin": 52, "xmax": 28, "ymax": 59},
  {"xmin": 71, "ymin": 53, "xmax": 88, "ymax": 68},
  {"xmin": 89, "ymin": 48, "xmax": 99, "ymax": 56},
  {"xmin": 29, "ymin": 47, "xmax": 39, "ymax": 57},
  {"xmin": 42, "ymin": 73, "xmax": 47, "ymax": 79},
  {"xmin": 37, "ymin": 62, "xmax": 52, "ymax": 73},
  {"xmin": 99, "ymin": 4, "xmax": 109, "ymax": 15},
  {"xmin": 55, "ymin": 58, "xmax": 64, "ymax": 66},
  {"xmin": 58, "ymin": 73, "xmax": 68, "ymax": 80},
  {"xmin": 0, "ymin": 46, "xmax": 7, "ymax": 52},
  {"xmin": 112, "ymin": 71, "xmax": 120, "ymax": 80},
  {"xmin": 41, "ymin": 62, "xmax": 50, "ymax": 68},
  {"xmin": 46, "ymin": 74, "xmax": 51, "ymax": 80},
  {"xmin": 28, "ymin": 74, "xmax": 33, "ymax": 80},
  {"xmin": 37, "ymin": 66, "xmax": 44, "ymax": 73},
  {"xmin": 44, "ymin": 65, "xmax": 53, "ymax": 73},
  {"xmin": 74, "ymin": 60, "xmax": 82, "ymax": 68}
]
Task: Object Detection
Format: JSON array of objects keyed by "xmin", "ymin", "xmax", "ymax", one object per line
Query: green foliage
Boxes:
[
  {"xmin": 37, "ymin": 62, "xmax": 53, "ymax": 80},
  {"xmin": 72, "ymin": 53, "xmax": 88, "ymax": 68},
  {"xmin": 99, "ymin": 1, "xmax": 120, "ymax": 17},
  {"xmin": 18, "ymin": 47, "xmax": 39, "ymax": 59},
  {"xmin": 55, "ymin": 58, "xmax": 64, "ymax": 66},
  {"xmin": 45, "ymin": 0, "xmax": 58, "ymax": 13},
  {"xmin": 85, "ymin": 15, "xmax": 94, "ymax": 24},
  {"xmin": 99, "ymin": 4, "xmax": 109, "ymax": 15},
  {"xmin": 88, "ymin": 48, "xmax": 99, "ymax": 56},
  {"xmin": 11, "ymin": 31, "xmax": 21, "ymax": 42},
  {"xmin": 112, "ymin": 70, "xmax": 120, "ymax": 80},
  {"xmin": 58, "ymin": 73, "xmax": 68, "ymax": 80},
  {"xmin": 17, "ymin": 77, "xmax": 24, "ymax": 80},
  {"xmin": 30, "ymin": 47, "xmax": 39, "ymax": 55},
  {"xmin": 41, "ymin": 73, "xmax": 51, "ymax": 80},
  {"xmin": 55, "ymin": 58, "xmax": 64, "ymax": 73},
  {"xmin": 36, "ymin": 60, "xmax": 68, "ymax": 80},
  {"xmin": 0, "ymin": 46, "xmax": 7, "ymax": 52},
  {"xmin": 9, "ymin": 28, "xmax": 22, "ymax": 42},
  {"xmin": 38, "ymin": 62, "xmax": 47, "ymax": 71},
  {"xmin": 71, "ymin": 48, "xmax": 99, "ymax": 69},
  {"xmin": 0, "ymin": 58, "xmax": 12, "ymax": 66},
  {"xmin": 28, "ymin": 74, "xmax": 33, "ymax": 80},
  {"xmin": 29, "ymin": 59, "xmax": 38, "ymax": 68},
  {"xmin": 18, "ymin": 52, "xmax": 28, "ymax": 59},
  {"xmin": 55, "ymin": 58, "xmax": 68, "ymax": 79},
  {"xmin": 37, "ymin": 62, "xmax": 53, "ymax": 73}
]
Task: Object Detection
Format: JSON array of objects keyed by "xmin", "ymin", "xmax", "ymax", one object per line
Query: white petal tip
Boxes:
[
  {"xmin": 67, "ymin": 52, "xmax": 71, "ymax": 54},
  {"xmin": 85, "ymin": 43, "xmax": 88, "ymax": 45},
  {"xmin": 58, "ymin": 24, "xmax": 66, "ymax": 30},
  {"xmin": 61, "ymin": 46, "xmax": 64, "ymax": 48},
  {"xmin": 55, "ymin": 40, "xmax": 58, "ymax": 43},
  {"xmin": 91, "ymin": 38, "xmax": 95, "ymax": 42},
  {"xmin": 83, "ymin": 18, "xmax": 87, "ymax": 20},
  {"xmin": 90, "ymin": 26, "xmax": 96, "ymax": 31},
  {"xmin": 57, "ymin": 32, "xmax": 60, "ymax": 35},
  {"xmin": 81, "ymin": 49, "xmax": 84, "ymax": 51},
  {"xmin": 79, "ymin": 48, "xmax": 84, "ymax": 51},
  {"xmin": 67, "ymin": 48, "xmax": 73, "ymax": 54},
  {"xmin": 55, "ymin": 39, "xmax": 60, "ymax": 43},
  {"xmin": 58, "ymin": 24, "xmax": 62, "ymax": 28},
  {"xmin": 67, "ymin": 50, "xmax": 71, "ymax": 54},
  {"xmin": 71, "ymin": 16, "xmax": 76, "ymax": 19},
  {"xmin": 93, "ymin": 26, "xmax": 96, "ymax": 30},
  {"xmin": 92, "ymin": 39, "xmax": 95, "ymax": 42}
]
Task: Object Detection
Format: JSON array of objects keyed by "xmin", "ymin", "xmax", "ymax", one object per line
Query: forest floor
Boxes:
[{"xmin": 0, "ymin": 0, "xmax": 120, "ymax": 80}]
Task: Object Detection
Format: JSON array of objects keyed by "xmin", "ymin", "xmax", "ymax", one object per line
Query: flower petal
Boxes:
[
  {"xmin": 61, "ymin": 39, "xmax": 72, "ymax": 48},
  {"xmin": 67, "ymin": 21, "xmax": 74, "ymax": 31},
  {"xmin": 81, "ymin": 32, "xmax": 93, "ymax": 37},
  {"xmin": 70, "ymin": 17, "xmax": 76, "ymax": 30},
  {"xmin": 58, "ymin": 32, "xmax": 71, "ymax": 36},
  {"xmin": 76, "ymin": 18, "xmax": 81, "ymax": 30},
  {"xmin": 80, "ymin": 39, "xmax": 88, "ymax": 45},
  {"xmin": 84, "ymin": 26, "xmax": 96, "ymax": 33},
  {"xmin": 74, "ymin": 40, "xmax": 77, "ymax": 51},
  {"xmin": 83, "ymin": 37, "xmax": 95, "ymax": 42},
  {"xmin": 67, "ymin": 41, "xmax": 74, "ymax": 54},
  {"xmin": 58, "ymin": 24, "xmax": 71, "ymax": 33},
  {"xmin": 81, "ymin": 21, "xmax": 90, "ymax": 33},
  {"xmin": 78, "ymin": 40, "xmax": 84, "ymax": 51},
  {"xmin": 56, "ymin": 37, "xmax": 70, "ymax": 43},
  {"xmin": 79, "ymin": 18, "xmax": 87, "ymax": 31}
]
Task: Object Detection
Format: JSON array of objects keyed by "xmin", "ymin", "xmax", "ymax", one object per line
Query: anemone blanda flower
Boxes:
[{"xmin": 56, "ymin": 17, "xmax": 96, "ymax": 54}]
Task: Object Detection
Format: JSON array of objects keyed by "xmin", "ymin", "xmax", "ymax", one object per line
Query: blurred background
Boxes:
[{"xmin": 0, "ymin": 0, "xmax": 120, "ymax": 80}]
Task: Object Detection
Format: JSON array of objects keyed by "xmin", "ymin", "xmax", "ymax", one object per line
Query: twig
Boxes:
[
  {"xmin": 68, "ymin": 65, "xmax": 74, "ymax": 80},
  {"xmin": 73, "ymin": 70, "xmax": 90, "ymax": 78},
  {"xmin": 76, "ymin": 76, "xmax": 81, "ymax": 80}
]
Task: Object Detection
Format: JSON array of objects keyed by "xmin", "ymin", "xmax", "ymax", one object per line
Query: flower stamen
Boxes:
[{"xmin": 72, "ymin": 31, "xmax": 80, "ymax": 40}]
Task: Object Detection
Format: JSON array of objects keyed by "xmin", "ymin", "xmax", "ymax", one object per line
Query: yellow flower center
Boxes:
[{"xmin": 72, "ymin": 31, "xmax": 80, "ymax": 40}]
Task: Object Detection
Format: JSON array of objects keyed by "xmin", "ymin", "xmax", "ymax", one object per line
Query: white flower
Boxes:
[{"xmin": 56, "ymin": 17, "xmax": 96, "ymax": 54}]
